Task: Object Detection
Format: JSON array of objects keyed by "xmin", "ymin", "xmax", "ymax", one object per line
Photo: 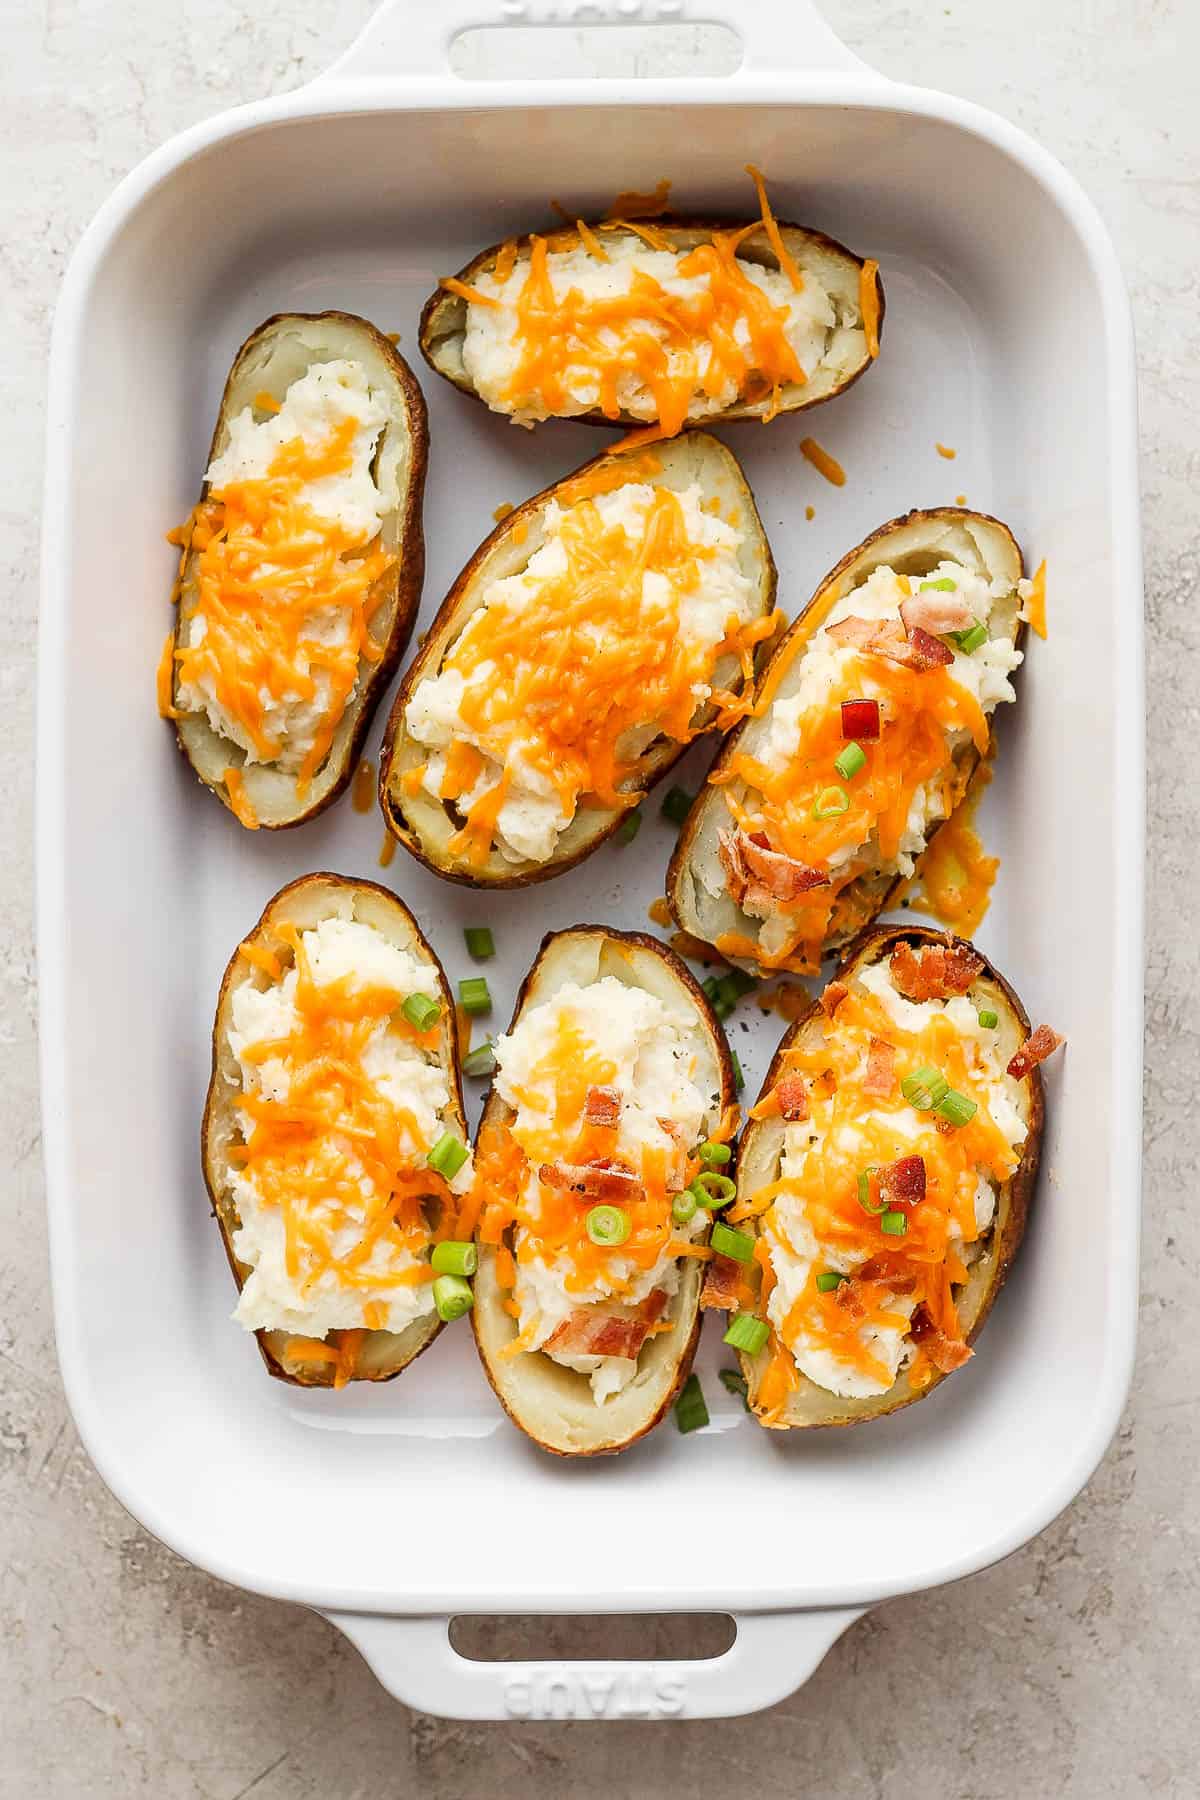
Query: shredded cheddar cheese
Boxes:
[{"xmin": 799, "ymin": 437, "xmax": 846, "ymax": 487}]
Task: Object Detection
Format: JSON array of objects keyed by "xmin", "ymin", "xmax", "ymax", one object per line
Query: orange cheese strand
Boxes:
[
  {"xmin": 859, "ymin": 260, "xmax": 881, "ymax": 359},
  {"xmin": 905, "ymin": 763, "xmax": 998, "ymax": 936},
  {"xmin": 799, "ymin": 437, "xmax": 846, "ymax": 487},
  {"xmin": 222, "ymin": 766, "xmax": 259, "ymax": 830},
  {"xmin": 173, "ymin": 416, "xmax": 394, "ymax": 795},
  {"xmin": 1026, "ymin": 559, "xmax": 1048, "ymax": 639}
]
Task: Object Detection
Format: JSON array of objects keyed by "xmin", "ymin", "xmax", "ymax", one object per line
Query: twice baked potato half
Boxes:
[
  {"xmin": 467, "ymin": 927, "xmax": 735, "ymax": 1455},
  {"xmin": 202, "ymin": 874, "xmax": 471, "ymax": 1387},
  {"xmin": 162, "ymin": 312, "xmax": 428, "ymax": 829},
  {"xmin": 668, "ymin": 508, "xmax": 1030, "ymax": 975},
  {"xmin": 706, "ymin": 927, "xmax": 1061, "ymax": 1429},
  {"xmin": 419, "ymin": 171, "xmax": 882, "ymax": 432},
  {"xmin": 380, "ymin": 431, "xmax": 779, "ymax": 886}
]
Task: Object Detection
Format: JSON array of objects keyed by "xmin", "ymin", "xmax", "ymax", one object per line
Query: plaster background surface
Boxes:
[{"xmin": 3, "ymin": 2, "xmax": 1194, "ymax": 1793}]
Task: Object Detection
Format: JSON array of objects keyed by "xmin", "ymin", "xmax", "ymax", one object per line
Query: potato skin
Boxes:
[
  {"xmin": 419, "ymin": 217, "xmax": 884, "ymax": 427},
  {"xmin": 379, "ymin": 432, "xmax": 778, "ymax": 888},
  {"xmin": 732, "ymin": 926, "xmax": 1044, "ymax": 1429},
  {"xmin": 201, "ymin": 873, "xmax": 466, "ymax": 1388},
  {"xmin": 667, "ymin": 507, "xmax": 1026, "ymax": 973},
  {"xmin": 470, "ymin": 926, "xmax": 734, "ymax": 1456},
  {"xmin": 170, "ymin": 312, "xmax": 428, "ymax": 830}
]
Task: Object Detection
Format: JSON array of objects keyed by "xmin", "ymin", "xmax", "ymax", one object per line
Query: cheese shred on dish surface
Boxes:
[
  {"xmin": 225, "ymin": 917, "xmax": 471, "ymax": 1354},
  {"xmin": 468, "ymin": 977, "xmax": 728, "ymax": 1404},
  {"xmin": 447, "ymin": 168, "xmax": 868, "ymax": 431},
  {"xmin": 706, "ymin": 555, "xmax": 1030, "ymax": 970},
  {"xmin": 168, "ymin": 361, "xmax": 395, "ymax": 791},
  {"xmin": 742, "ymin": 948, "xmax": 1027, "ymax": 1415},
  {"xmin": 405, "ymin": 459, "xmax": 775, "ymax": 866}
]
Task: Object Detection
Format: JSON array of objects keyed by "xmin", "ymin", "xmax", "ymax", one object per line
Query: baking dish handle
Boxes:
[
  {"xmin": 320, "ymin": 1606, "xmax": 866, "ymax": 1719},
  {"xmin": 319, "ymin": 0, "xmax": 876, "ymax": 86}
]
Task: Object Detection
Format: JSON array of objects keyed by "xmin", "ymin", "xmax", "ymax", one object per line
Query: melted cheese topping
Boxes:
[
  {"xmin": 746, "ymin": 957, "xmax": 1026, "ymax": 1401},
  {"xmin": 405, "ymin": 472, "xmax": 772, "ymax": 866},
  {"xmin": 470, "ymin": 976, "xmax": 722, "ymax": 1403},
  {"xmin": 451, "ymin": 173, "xmax": 864, "ymax": 431},
  {"xmin": 172, "ymin": 361, "xmax": 396, "ymax": 789},
  {"xmin": 707, "ymin": 557, "xmax": 1028, "ymax": 969},
  {"xmin": 226, "ymin": 915, "xmax": 472, "ymax": 1342}
]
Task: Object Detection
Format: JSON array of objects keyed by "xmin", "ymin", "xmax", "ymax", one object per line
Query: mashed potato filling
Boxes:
[
  {"xmin": 226, "ymin": 916, "xmax": 471, "ymax": 1341},
  {"xmin": 473, "ymin": 977, "xmax": 718, "ymax": 1404},
  {"xmin": 745, "ymin": 955, "xmax": 1026, "ymax": 1401},
  {"xmin": 405, "ymin": 476, "xmax": 764, "ymax": 866},
  {"xmin": 175, "ymin": 360, "xmax": 396, "ymax": 783},
  {"xmin": 705, "ymin": 556, "xmax": 1029, "ymax": 966}
]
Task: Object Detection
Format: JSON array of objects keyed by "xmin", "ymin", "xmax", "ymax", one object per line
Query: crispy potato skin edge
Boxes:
[
  {"xmin": 171, "ymin": 312, "xmax": 429, "ymax": 830},
  {"xmin": 200, "ymin": 872, "xmax": 466, "ymax": 1388},
  {"xmin": 469, "ymin": 925, "xmax": 734, "ymax": 1455},
  {"xmin": 734, "ymin": 924, "xmax": 1043, "ymax": 1430}
]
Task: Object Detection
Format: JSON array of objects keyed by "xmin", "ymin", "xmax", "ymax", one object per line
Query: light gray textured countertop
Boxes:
[{"xmin": 4, "ymin": 2, "xmax": 1193, "ymax": 1792}]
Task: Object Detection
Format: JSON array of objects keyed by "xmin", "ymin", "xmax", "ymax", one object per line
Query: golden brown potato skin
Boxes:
[
  {"xmin": 379, "ymin": 432, "xmax": 779, "ymax": 887},
  {"xmin": 731, "ymin": 926, "xmax": 1044, "ymax": 1429},
  {"xmin": 201, "ymin": 873, "xmax": 466, "ymax": 1388},
  {"xmin": 470, "ymin": 926, "xmax": 734, "ymax": 1456},
  {"xmin": 418, "ymin": 217, "xmax": 884, "ymax": 426},
  {"xmin": 667, "ymin": 507, "xmax": 1026, "ymax": 973},
  {"xmin": 169, "ymin": 312, "xmax": 428, "ymax": 829}
]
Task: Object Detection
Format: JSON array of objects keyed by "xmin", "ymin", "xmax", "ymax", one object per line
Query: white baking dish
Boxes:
[{"xmin": 38, "ymin": 0, "xmax": 1143, "ymax": 1720}]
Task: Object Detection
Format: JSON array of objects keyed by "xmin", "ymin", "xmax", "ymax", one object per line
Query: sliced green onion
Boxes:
[
  {"xmin": 880, "ymin": 1210, "xmax": 908, "ymax": 1237},
  {"xmin": 935, "ymin": 1087, "xmax": 979, "ymax": 1128},
  {"xmin": 716, "ymin": 968, "xmax": 757, "ymax": 1009},
  {"xmin": 951, "ymin": 621, "xmax": 988, "ymax": 654},
  {"xmin": 586, "ymin": 1204, "xmax": 630, "ymax": 1247},
  {"xmin": 856, "ymin": 1165, "xmax": 885, "ymax": 1215},
  {"xmin": 462, "ymin": 1039, "xmax": 497, "ymax": 1079},
  {"xmin": 977, "ymin": 1008, "xmax": 999, "ymax": 1030},
  {"xmin": 920, "ymin": 576, "xmax": 958, "ymax": 592},
  {"xmin": 718, "ymin": 1367, "xmax": 750, "ymax": 1408},
  {"xmin": 402, "ymin": 992, "xmax": 441, "ymax": 1032},
  {"xmin": 427, "ymin": 1132, "xmax": 469, "ymax": 1179},
  {"xmin": 698, "ymin": 1140, "xmax": 732, "ymax": 1166},
  {"xmin": 711, "ymin": 1222, "xmax": 755, "ymax": 1263},
  {"xmin": 834, "ymin": 741, "xmax": 866, "ymax": 781},
  {"xmin": 812, "ymin": 784, "xmax": 850, "ymax": 820},
  {"xmin": 690, "ymin": 1171, "xmax": 736, "ymax": 1210},
  {"xmin": 731, "ymin": 1050, "xmax": 745, "ymax": 1094},
  {"xmin": 671, "ymin": 1188, "xmax": 699, "ymax": 1225},
  {"xmin": 900, "ymin": 1065, "xmax": 949, "ymax": 1111},
  {"xmin": 431, "ymin": 1240, "xmax": 478, "ymax": 1277},
  {"xmin": 432, "ymin": 1274, "xmax": 474, "ymax": 1322},
  {"xmin": 816, "ymin": 1270, "xmax": 849, "ymax": 1293},
  {"xmin": 615, "ymin": 807, "xmax": 643, "ymax": 846},
  {"xmin": 661, "ymin": 786, "xmax": 694, "ymax": 825},
  {"xmin": 724, "ymin": 1313, "xmax": 770, "ymax": 1355},
  {"xmin": 702, "ymin": 975, "xmax": 733, "ymax": 1020},
  {"xmin": 674, "ymin": 1372, "xmax": 709, "ymax": 1433},
  {"xmin": 458, "ymin": 976, "xmax": 492, "ymax": 1016},
  {"xmin": 463, "ymin": 926, "xmax": 495, "ymax": 961}
]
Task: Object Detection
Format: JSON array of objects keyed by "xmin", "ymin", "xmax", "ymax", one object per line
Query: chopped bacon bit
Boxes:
[
  {"xmin": 583, "ymin": 1085, "xmax": 621, "ymax": 1129},
  {"xmin": 889, "ymin": 940, "xmax": 983, "ymax": 1002},
  {"xmin": 827, "ymin": 613, "xmax": 953, "ymax": 671},
  {"xmin": 700, "ymin": 1253, "xmax": 743, "ymax": 1312},
  {"xmin": 905, "ymin": 624, "xmax": 955, "ymax": 669},
  {"xmin": 774, "ymin": 1075, "xmax": 810, "ymax": 1122},
  {"xmin": 863, "ymin": 1037, "xmax": 895, "ymax": 1097},
  {"xmin": 820, "ymin": 981, "xmax": 849, "ymax": 1017},
  {"xmin": 719, "ymin": 829, "xmax": 829, "ymax": 915},
  {"xmin": 899, "ymin": 590, "xmax": 973, "ymax": 637},
  {"xmin": 857, "ymin": 1257, "xmax": 919, "ymax": 1294},
  {"xmin": 880, "ymin": 1154, "xmax": 926, "ymax": 1206},
  {"xmin": 538, "ymin": 1157, "xmax": 644, "ymax": 1205},
  {"xmin": 911, "ymin": 1305, "xmax": 973, "ymax": 1373},
  {"xmin": 1007, "ymin": 1024, "xmax": 1065, "ymax": 1080},
  {"xmin": 543, "ymin": 1288, "xmax": 667, "ymax": 1359},
  {"xmin": 840, "ymin": 697, "xmax": 881, "ymax": 741},
  {"xmin": 833, "ymin": 1280, "xmax": 867, "ymax": 1321}
]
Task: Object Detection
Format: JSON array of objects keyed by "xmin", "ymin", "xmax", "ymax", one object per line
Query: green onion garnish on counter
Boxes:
[{"xmin": 674, "ymin": 1373, "xmax": 709, "ymax": 1434}]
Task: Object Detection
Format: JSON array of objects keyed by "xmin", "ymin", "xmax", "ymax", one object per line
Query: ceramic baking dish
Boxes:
[{"xmin": 38, "ymin": 0, "xmax": 1143, "ymax": 1720}]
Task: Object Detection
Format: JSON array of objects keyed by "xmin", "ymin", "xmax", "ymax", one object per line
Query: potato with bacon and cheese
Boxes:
[
  {"xmin": 467, "ymin": 927, "xmax": 735, "ymax": 1455},
  {"xmin": 380, "ymin": 433, "xmax": 779, "ymax": 884},
  {"xmin": 669, "ymin": 508, "xmax": 1036, "ymax": 973},
  {"xmin": 202, "ymin": 875, "xmax": 473, "ymax": 1387},
  {"xmin": 161, "ymin": 313, "xmax": 427, "ymax": 829},
  {"xmin": 419, "ymin": 169, "xmax": 883, "ymax": 433},
  {"xmin": 706, "ymin": 927, "xmax": 1063, "ymax": 1428}
]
